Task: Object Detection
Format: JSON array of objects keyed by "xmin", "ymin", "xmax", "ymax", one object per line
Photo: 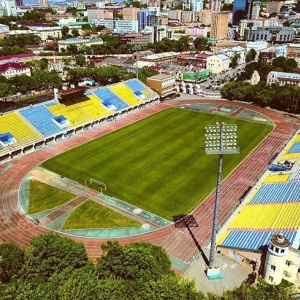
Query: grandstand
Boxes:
[
  {"xmin": 0, "ymin": 79, "xmax": 159, "ymax": 162},
  {"xmin": 92, "ymin": 88, "xmax": 129, "ymax": 111},
  {"xmin": 0, "ymin": 112, "xmax": 43, "ymax": 155},
  {"xmin": 20, "ymin": 105, "xmax": 64, "ymax": 137},
  {"xmin": 218, "ymin": 131, "xmax": 300, "ymax": 253}
]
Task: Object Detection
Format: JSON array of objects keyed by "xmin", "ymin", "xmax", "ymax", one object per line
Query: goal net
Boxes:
[{"xmin": 90, "ymin": 178, "xmax": 107, "ymax": 192}]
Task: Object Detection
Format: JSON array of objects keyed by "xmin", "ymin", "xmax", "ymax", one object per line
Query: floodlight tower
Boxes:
[{"xmin": 205, "ymin": 122, "xmax": 239, "ymax": 268}]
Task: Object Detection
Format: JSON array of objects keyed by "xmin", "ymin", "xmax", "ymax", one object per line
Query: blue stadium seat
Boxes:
[
  {"xmin": 289, "ymin": 142, "xmax": 300, "ymax": 154},
  {"xmin": 93, "ymin": 88, "xmax": 129, "ymax": 111},
  {"xmin": 125, "ymin": 79, "xmax": 146, "ymax": 92},
  {"xmin": 289, "ymin": 164, "xmax": 300, "ymax": 181},
  {"xmin": 220, "ymin": 230, "xmax": 297, "ymax": 251},
  {"xmin": 20, "ymin": 105, "xmax": 65, "ymax": 137},
  {"xmin": 249, "ymin": 181, "xmax": 300, "ymax": 204}
]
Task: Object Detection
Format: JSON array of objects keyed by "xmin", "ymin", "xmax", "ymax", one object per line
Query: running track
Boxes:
[{"xmin": 0, "ymin": 100, "xmax": 298, "ymax": 265}]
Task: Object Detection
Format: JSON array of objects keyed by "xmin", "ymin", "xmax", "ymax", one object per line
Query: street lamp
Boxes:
[{"xmin": 205, "ymin": 122, "xmax": 239, "ymax": 271}]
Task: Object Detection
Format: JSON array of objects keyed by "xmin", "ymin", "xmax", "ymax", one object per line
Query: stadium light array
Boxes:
[{"xmin": 205, "ymin": 122, "xmax": 240, "ymax": 269}]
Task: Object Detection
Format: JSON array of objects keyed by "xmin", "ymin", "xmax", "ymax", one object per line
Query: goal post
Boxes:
[{"xmin": 90, "ymin": 178, "xmax": 107, "ymax": 193}]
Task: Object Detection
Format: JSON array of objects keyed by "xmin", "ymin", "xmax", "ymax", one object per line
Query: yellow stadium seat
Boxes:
[
  {"xmin": 47, "ymin": 102, "xmax": 93, "ymax": 128},
  {"xmin": 0, "ymin": 112, "xmax": 42, "ymax": 153},
  {"xmin": 217, "ymin": 230, "xmax": 230, "ymax": 246},
  {"xmin": 263, "ymin": 174, "xmax": 290, "ymax": 183},
  {"xmin": 228, "ymin": 203, "xmax": 300, "ymax": 230},
  {"xmin": 109, "ymin": 83, "xmax": 144, "ymax": 106},
  {"xmin": 77, "ymin": 95, "xmax": 113, "ymax": 119}
]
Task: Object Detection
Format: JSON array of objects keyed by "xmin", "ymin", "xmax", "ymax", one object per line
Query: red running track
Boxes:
[{"xmin": 0, "ymin": 100, "xmax": 298, "ymax": 263}]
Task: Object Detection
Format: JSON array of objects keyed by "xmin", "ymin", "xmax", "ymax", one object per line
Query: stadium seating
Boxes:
[
  {"xmin": 228, "ymin": 203, "xmax": 300, "ymax": 230},
  {"xmin": 218, "ymin": 229, "xmax": 297, "ymax": 251},
  {"xmin": 125, "ymin": 79, "xmax": 146, "ymax": 92},
  {"xmin": 281, "ymin": 135, "xmax": 300, "ymax": 160},
  {"xmin": 289, "ymin": 163, "xmax": 300, "ymax": 181},
  {"xmin": 47, "ymin": 101, "xmax": 93, "ymax": 127},
  {"xmin": 288, "ymin": 142, "xmax": 300, "ymax": 154},
  {"xmin": 249, "ymin": 181, "xmax": 300, "ymax": 204},
  {"xmin": 93, "ymin": 88, "xmax": 129, "ymax": 111},
  {"xmin": 263, "ymin": 173, "xmax": 290, "ymax": 184},
  {"xmin": 0, "ymin": 112, "xmax": 42, "ymax": 150},
  {"xmin": 109, "ymin": 83, "xmax": 144, "ymax": 106},
  {"xmin": 125, "ymin": 79, "xmax": 155, "ymax": 99},
  {"xmin": 20, "ymin": 105, "xmax": 64, "ymax": 137},
  {"xmin": 77, "ymin": 95, "xmax": 113, "ymax": 119}
]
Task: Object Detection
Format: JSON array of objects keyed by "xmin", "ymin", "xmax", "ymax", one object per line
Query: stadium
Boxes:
[{"xmin": 0, "ymin": 78, "xmax": 299, "ymax": 274}]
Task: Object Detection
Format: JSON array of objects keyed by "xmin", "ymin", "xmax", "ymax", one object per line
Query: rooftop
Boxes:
[
  {"xmin": 269, "ymin": 71, "xmax": 300, "ymax": 79},
  {"xmin": 147, "ymin": 73, "xmax": 175, "ymax": 80},
  {"xmin": 0, "ymin": 53, "xmax": 36, "ymax": 62},
  {"xmin": 0, "ymin": 62, "xmax": 29, "ymax": 72},
  {"xmin": 217, "ymin": 54, "xmax": 230, "ymax": 60},
  {"xmin": 271, "ymin": 234, "xmax": 290, "ymax": 248}
]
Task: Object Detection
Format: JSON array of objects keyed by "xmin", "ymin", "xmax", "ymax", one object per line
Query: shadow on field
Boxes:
[{"xmin": 173, "ymin": 214, "xmax": 209, "ymax": 266}]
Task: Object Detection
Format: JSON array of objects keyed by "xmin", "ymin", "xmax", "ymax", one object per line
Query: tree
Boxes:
[
  {"xmin": 71, "ymin": 28, "xmax": 79, "ymax": 37},
  {"xmin": 75, "ymin": 54, "xmax": 86, "ymax": 67},
  {"xmin": 61, "ymin": 26, "xmax": 69, "ymax": 39},
  {"xmin": 0, "ymin": 243, "xmax": 24, "ymax": 283},
  {"xmin": 230, "ymin": 53, "xmax": 241, "ymax": 69},
  {"xmin": 20, "ymin": 232, "xmax": 90, "ymax": 280},
  {"xmin": 67, "ymin": 44, "xmax": 79, "ymax": 55},
  {"xmin": 10, "ymin": 74, "xmax": 32, "ymax": 94},
  {"xmin": 0, "ymin": 82, "xmax": 12, "ymax": 101},
  {"xmin": 96, "ymin": 241, "xmax": 173, "ymax": 282},
  {"xmin": 193, "ymin": 37, "xmax": 211, "ymax": 51},
  {"xmin": 65, "ymin": 7, "xmax": 78, "ymax": 17},
  {"xmin": 138, "ymin": 276, "xmax": 205, "ymax": 300},
  {"xmin": 246, "ymin": 48, "xmax": 257, "ymax": 62},
  {"xmin": 28, "ymin": 59, "xmax": 48, "ymax": 71}
]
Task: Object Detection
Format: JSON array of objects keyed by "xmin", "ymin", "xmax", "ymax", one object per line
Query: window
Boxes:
[
  {"xmin": 281, "ymin": 249, "xmax": 285, "ymax": 253},
  {"xmin": 269, "ymin": 276, "xmax": 273, "ymax": 283},
  {"xmin": 286, "ymin": 260, "xmax": 291, "ymax": 267},
  {"xmin": 271, "ymin": 265, "xmax": 276, "ymax": 271}
]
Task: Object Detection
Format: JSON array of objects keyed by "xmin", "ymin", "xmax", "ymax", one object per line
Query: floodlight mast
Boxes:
[{"xmin": 205, "ymin": 122, "xmax": 239, "ymax": 267}]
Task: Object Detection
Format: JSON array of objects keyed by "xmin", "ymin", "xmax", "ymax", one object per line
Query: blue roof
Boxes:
[
  {"xmin": 220, "ymin": 230, "xmax": 297, "ymax": 251},
  {"xmin": 217, "ymin": 54, "xmax": 230, "ymax": 60}
]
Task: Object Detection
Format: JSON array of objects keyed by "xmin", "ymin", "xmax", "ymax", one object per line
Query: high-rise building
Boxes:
[
  {"xmin": 251, "ymin": 1, "xmax": 260, "ymax": 19},
  {"xmin": 123, "ymin": 7, "xmax": 140, "ymax": 20},
  {"xmin": 192, "ymin": 0, "xmax": 203, "ymax": 11},
  {"xmin": 198, "ymin": 9, "xmax": 212, "ymax": 25},
  {"xmin": 4, "ymin": 0, "xmax": 17, "ymax": 16},
  {"xmin": 39, "ymin": 0, "xmax": 49, "ymax": 7},
  {"xmin": 15, "ymin": 0, "xmax": 23, "ymax": 6},
  {"xmin": 232, "ymin": 0, "xmax": 248, "ymax": 24},
  {"xmin": 267, "ymin": 1, "xmax": 281, "ymax": 14},
  {"xmin": 210, "ymin": 0, "xmax": 221, "ymax": 12},
  {"xmin": 137, "ymin": 9, "xmax": 157, "ymax": 31},
  {"xmin": 210, "ymin": 12, "xmax": 228, "ymax": 40},
  {"xmin": 87, "ymin": 8, "xmax": 104, "ymax": 22},
  {"xmin": 149, "ymin": 0, "xmax": 160, "ymax": 7}
]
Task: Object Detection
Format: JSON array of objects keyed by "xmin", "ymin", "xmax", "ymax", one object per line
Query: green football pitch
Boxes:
[{"xmin": 41, "ymin": 107, "xmax": 272, "ymax": 220}]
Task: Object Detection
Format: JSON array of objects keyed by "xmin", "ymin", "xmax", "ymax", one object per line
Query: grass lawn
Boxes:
[
  {"xmin": 41, "ymin": 108, "xmax": 272, "ymax": 220},
  {"xmin": 28, "ymin": 180, "xmax": 76, "ymax": 214},
  {"xmin": 63, "ymin": 200, "xmax": 141, "ymax": 229}
]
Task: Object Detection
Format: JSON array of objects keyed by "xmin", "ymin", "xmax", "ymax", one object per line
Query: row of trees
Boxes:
[
  {"xmin": 221, "ymin": 81, "xmax": 300, "ymax": 112},
  {"xmin": 58, "ymin": 36, "xmax": 211, "ymax": 56},
  {"xmin": 221, "ymin": 57, "xmax": 300, "ymax": 113},
  {"xmin": 66, "ymin": 66, "xmax": 158, "ymax": 85},
  {"xmin": 0, "ymin": 69, "xmax": 62, "ymax": 99},
  {"xmin": 0, "ymin": 233, "xmax": 294, "ymax": 299}
]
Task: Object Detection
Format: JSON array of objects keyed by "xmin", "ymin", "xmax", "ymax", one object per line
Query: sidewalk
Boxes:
[{"xmin": 184, "ymin": 247, "xmax": 251, "ymax": 295}]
